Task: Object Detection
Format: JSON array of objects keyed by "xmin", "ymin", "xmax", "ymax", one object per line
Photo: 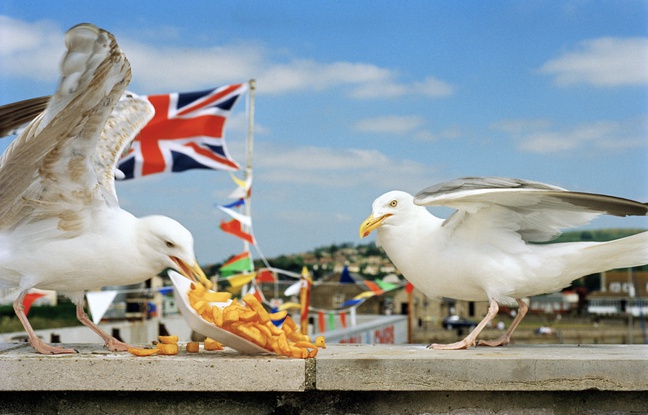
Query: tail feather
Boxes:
[{"xmin": 582, "ymin": 231, "xmax": 648, "ymax": 272}]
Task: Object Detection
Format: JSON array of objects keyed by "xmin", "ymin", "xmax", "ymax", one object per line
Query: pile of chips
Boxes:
[{"xmin": 188, "ymin": 282, "xmax": 325, "ymax": 358}]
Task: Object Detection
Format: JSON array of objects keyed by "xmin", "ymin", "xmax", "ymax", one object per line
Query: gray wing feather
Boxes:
[
  {"xmin": 414, "ymin": 177, "xmax": 647, "ymax": 242},
  {"xmin": 418, "ymin": 176, "xmax": 566, "ymax": 196},
  {"xmin": 0, "ymin": 96, "xmax": 51, "ymax": 137},
  {"xmin": 94, "ymin": 93, "xmax": 154, "ymax": 206},
  {"xmin": 415, "ymin": 176, "xmax": 647, "ymax": 217}
]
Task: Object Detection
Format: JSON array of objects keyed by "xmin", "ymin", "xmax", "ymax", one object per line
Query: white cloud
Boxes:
[
  {"xmin": 539, "ymin": 37, "xmax": 648, "ymax": 87},
  {"xmin": 273, "ymin": 208, "xmax": 353, "ymax": 225},
  {"xmin": 414, "ymin": 76, "xmax": 456, "ymax": 97},
  {"xmin": 252, "ymin": 142, "xmax": 435, "ymax": 191},
  {"xmin": 413, "ymin": 126, "xmax": 463, "ymax": 142},
  {"xmin": 0, "ymin": 16, "xmax": 65, "ymax": 82},
  {"xmin": 353, "ymin": 116, "xmax": 465, "ymax": 144},
  {"xmin": 120, "ymin": 40, "xmax": 266, "ymax": 92},
  {"xmin": 493, "ymin": 117, "xmax": 648, "ymax": 154},
  {"xmin": 127, "ymin": 44, "xmax": 453, "ymax": 99},
  {"xmin": 353, "ymin": 115, "xmax": 426, "ymax": 134},
  {"xmin": 350, "ymin": 76, "xmax": 454, "ymax": 99},
  {"xmin": 0, "ymin": 15, "xmax": 453, "ymax": 101},
  {"xmin": 259, "ymin": 146, "xmax": 389, "ymax": 172},
  {"xmin": 255, "ymin": 59, "xmax": 395, "ymax": 95},
  {"xmin": 491, "ymin": 119, "xmax": 553, "ymax": 135}
]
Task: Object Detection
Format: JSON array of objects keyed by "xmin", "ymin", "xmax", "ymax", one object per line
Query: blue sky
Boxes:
[{"xmin": 1, "ymin": 1, "xmax": 647, "ymax": 264}]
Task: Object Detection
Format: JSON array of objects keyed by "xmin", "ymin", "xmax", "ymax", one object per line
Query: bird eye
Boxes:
[
  {"xmin": 390, "ymin": 200, "xmax": 398, "ymax": 207},
  {"xmin": 166, "ymin": 241, "xmax": 175, "ymax": 248}
]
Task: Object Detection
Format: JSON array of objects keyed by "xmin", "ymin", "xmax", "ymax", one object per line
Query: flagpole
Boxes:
[{"xmin": 244, "ymin": 79, "xmax": 255, "ymax": 264}]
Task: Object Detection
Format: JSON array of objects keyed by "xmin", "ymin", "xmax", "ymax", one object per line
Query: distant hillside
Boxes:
[{"xmin": 549, "ymin": 228, "xmax": 646, "ymax": 243}]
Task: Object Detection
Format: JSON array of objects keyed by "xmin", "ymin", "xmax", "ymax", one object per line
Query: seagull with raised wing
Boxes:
[
  {"xmin": 360, "ymin": 177, "xmax": 648, "ymax": 350},
  {"xmin": 0, "ymin": 23, "xmax": 210, "ymax": 354}
]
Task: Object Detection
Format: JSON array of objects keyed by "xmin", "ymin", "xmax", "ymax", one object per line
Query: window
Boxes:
[{"xmin": 332, "ymin": 293, "xmax": 345, "ymax": 309}]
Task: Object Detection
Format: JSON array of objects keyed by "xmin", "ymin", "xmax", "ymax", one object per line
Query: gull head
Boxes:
[
  {"xmin": 359, "ymin": 191, "xmax": 421, "ymax": 238},
  {"xmin": 138, "ymin": 215, "xmax": 212, "ymax": 289}
]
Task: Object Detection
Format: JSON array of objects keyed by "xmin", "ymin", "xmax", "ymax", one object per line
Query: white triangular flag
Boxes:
[
  {"xmin": 283, "ymin": 281, "xmax": 302, "ymax": 297},
  {"xmin": 228, "ymin": 172, "xmax": 253, "ymax": 199},
  {"xmin": 217, "ymin": 205, "xmax": 252, "ymax": 227},
  {"xmin": 86, "ymin": 290, "xmax": 118, "ymax": 324}
]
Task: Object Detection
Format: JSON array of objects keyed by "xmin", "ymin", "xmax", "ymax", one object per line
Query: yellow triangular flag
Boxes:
[
  {"xmin": 353, "ymin": 290, "xmax": 376, "ymax": 300},
  {"xmin": 279, "ymin": 302, "xmax": 302, "ymax": 311},
  {"xmin": 229, "ymin": 172, "xmax": 252, "ymax": 190},
  {"xmin": 227, "ymin": 272, "xmax": 257, "ymax": 288}
]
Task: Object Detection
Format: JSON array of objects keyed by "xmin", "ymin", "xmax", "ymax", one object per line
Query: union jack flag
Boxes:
[{"xmin": 118, "ymin": 84, "xmax": 247, "ymax": 179}]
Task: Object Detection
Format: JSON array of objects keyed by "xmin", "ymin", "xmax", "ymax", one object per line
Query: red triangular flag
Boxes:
[
  {"xmin": 317, "ymin": 311, "xmax": 325, "ymax": 333},
  {"xmin": 256, "ymin": 269, "xmax": 276, "ymax": 283},
  {"xmin": 340, "ymin": 311, "xmax": 347, "ymax": 329},
  {"xmin": 405, "ymin": 282, "xmax": 415, "ymax": 294},
  {"xmin": 253, "ymin": 288, "xmax": 264, "ymax": 303},
  {"xmin": 247, "ymin": 284, "xmax": 265, "ymax": 303},
  {"xmin": 220, "ymin": 219, "xmax": 256, "ymax": 245},
  {"xmin": 364, "ymin": 280, "xmax": 384, "ymax": 295},
  {"xmin": 23, "ymin": 292, "xmax": 46, "ymax": 316}
]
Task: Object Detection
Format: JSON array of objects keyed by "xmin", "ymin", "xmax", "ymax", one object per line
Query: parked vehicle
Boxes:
[{"xmin": 442, "ymin": 315, "xmax": 477, "ymax": 330}]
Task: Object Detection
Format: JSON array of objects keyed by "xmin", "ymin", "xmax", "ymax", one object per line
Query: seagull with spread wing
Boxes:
[
  {"xmin": 0, "ymin": 23, "xmax": 210, "ymax": 354},
  {"xmin": 360, "ymin": 177, "xmax": 648, "ymax": 350}
]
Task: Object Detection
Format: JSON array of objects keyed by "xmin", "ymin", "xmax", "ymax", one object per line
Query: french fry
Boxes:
[
  {"xmin": 128, "ymin": 347, "xmax": 159, "ymax": 357},
  {"xmin": 156, "ymin": 343, "xmax": 179, "ymax": 355},
  {"xmin": 287, "ymin": 330, "xmax": 310, "ymax": 343},
  {"xmin": 234, "ymin": 324, "xmax": 266, "ymax": 347},
  {"xmin": 269, "ymin": 339, "xmax": 282, "ymax": 355},
  {"xmin": 269, "ymin": 310, "xmax": 287, "ymax": 320},
  {"xmin": 190, "ymin": 282, "xmax": 206, "ymax": 294},
  {"xmin": 186, "ymin": 342, "xmax": 200, "ymax": 353},
  {"xmin": 200, "ymin": 291, "xmax": 232, "ymax": 302},
  {"xmin": 314, "ymin": 335, "xmax": 326, "ymax": 349},
  {"xmin": 204, "ymin": 337, "xmax": 224, "ymax": 351},
  {"xmin": 158, "ymin": 335, "xmax": 179, "ymax": 344},
  {"xmin": 294, "ymin": 341, "xmax": 317, "ymax": 350},
  {"xmin": 283, "ymin": 316, "xmax": 298, "ymax": 331},
  {"xmin": 193, "ymin": 300, "xmax": 210, "ymax": 315},
  {"xmin": 256, "ymin": 323, "xmax": 272, "ymax": 339},
  {"xmin": 290, "ymin": 345, "xmax": 308, "ymax": 359},
  {"xmin": 283, "ymin": 320, "xmax": 294, "ymax": 337},
  {"xmin": 237, "ymin": 309, "xmax": 258, "ymax": 322},
  {"xmin": 265, "ymin": 321, "xmax": 284, "ymax": 336},
  {"xmin": 242, "ymin": 294, "xmax": 270, "ymax": 324},
  {"xmin": 223, "ymin": 307, "xmax": 240, "ymax": 326},
  {"xmin": 212, "ymin": 305, "xmax": 223, "ymax": 326},
  {"xmin": 277, "ymin": 333, "xmax": 291, "ymax": 356},
  {"xmin": 201, "ymin": 307, "xmax": 214, "ymax": 323}
]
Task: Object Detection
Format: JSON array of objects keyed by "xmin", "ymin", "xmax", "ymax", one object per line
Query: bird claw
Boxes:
[
  {"xmin": 31, "ymin": 339, "xmax": 77, "ymax": 355},
  {"xmin": 476, "ymin": 338, "xmax": 509, "ymax": 347},
  {"xmin": 427, "ymin": 340, "xmax": 475, "ymax": 350},
  {"xmin": 105, "ymin": 338, "xmax": 131, "ymax": 352}
]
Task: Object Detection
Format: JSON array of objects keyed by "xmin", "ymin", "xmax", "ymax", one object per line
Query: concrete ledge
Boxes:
[
  {"xmin": 1, "ymin": 343, "xmax": 647, "ymax": 413},
  {"xmin": 0, "ymin": 343, "xmax": 305, "ymax": 392},
  {"xmin": 316, "ymin": 344, "xmax": 648, "ymax": 391},
  {"xmin": 1, "ymin": 343, "xmax": 646, "ymax": 392}
]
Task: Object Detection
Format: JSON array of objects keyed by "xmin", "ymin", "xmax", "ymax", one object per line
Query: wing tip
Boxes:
[{"xmin": 414, "ymin": 176, "xmax": 562, "ymax": 205}]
